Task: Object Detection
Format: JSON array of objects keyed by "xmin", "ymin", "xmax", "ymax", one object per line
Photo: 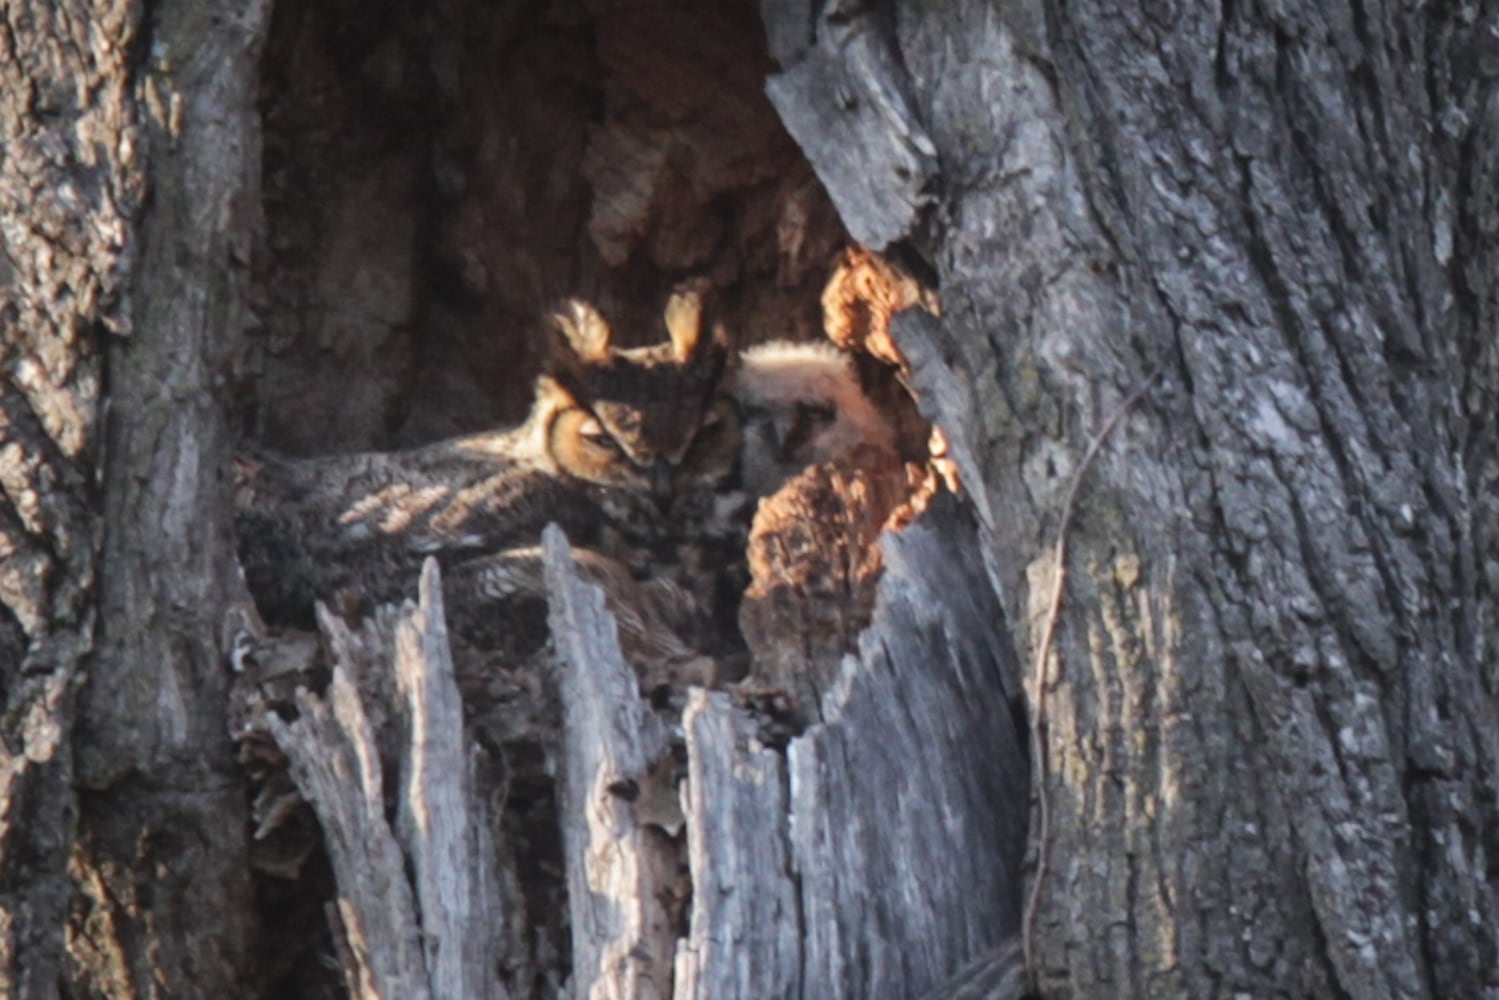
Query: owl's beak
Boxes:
[{"xmin": 650, "ymin": 460, "xmax": 674, "ymax": 511}]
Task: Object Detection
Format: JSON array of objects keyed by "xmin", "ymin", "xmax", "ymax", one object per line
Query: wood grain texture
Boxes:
[
  {"xmin": 393, "ymin": 562, "xmax": 505, "ymax": 1000},
  {"xmin": 266, "ymin": 639, "xmax": 433, "ymax": 1000},
  {"xmin": 544, "ymin": 526, "xmax": 683, "ymax": 999},
  {"xmin": 543, "ymin": 484, "xmax": 1026, "ymax": 1000},
  {"xmin": 260, "ymin": 560, "xmax": 507, "ymax": 1000},
  {"xmin": 10, "ymin": 0, "xmax": 1486, "ymax": 995},
  {"xmin": 674, "ymin": 690, "xmax": 800, "ymax": 1000},
  {"xmin": 764, "ymin": 4, "xmax": 937, "ymax": 250},
  {"xmin": 787, "ymin": 494, "xmax": 1027, "ymax": 999},
  {"xmin": 914, "ymin": 941, "xmax": 1027, "ymax": 1000}
]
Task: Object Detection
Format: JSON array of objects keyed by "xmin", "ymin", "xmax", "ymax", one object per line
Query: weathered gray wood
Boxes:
[
  {"xmin": 393, "ymin": 561, "xmax": 506, "ymax": 1000},
  {"xmin": 259, "ymin": 560, "xmax": 506, "ymax": 1000},
  {"xmin": 759, "ymin": 0, "xmax": 816, "ymax": 66},
  {"xmin": 7, "ymin": 0, "xmax": 1490, "ymax": 996},
  {"xmin": 893, "ymin": 307, "xmax": 996, "ymax": 532},
  {"xmin": 543, "ymin": 526, "xmax": 680, "ymax": 999},
  {"xmin": 915, "ymin": 941, "xmax": 1027, "ymax": 1000},
  {"xmin": 548, "ymin": 486, "xmax": 1025, "ymax": 1000},
  {"xmin": 266, "ymin": 648, "xmax": 432, "ymax": 1000},
  {"xmin": 673, "ymin": 690, "xmax": 800, "ymax": 1000},
  {"xmin": 764, "ymin": 4, "xmax": 937, "ymax": 250},
  {"xmin": 788, "ymin": 494, "xmax": 1027, "ymax": 999}
]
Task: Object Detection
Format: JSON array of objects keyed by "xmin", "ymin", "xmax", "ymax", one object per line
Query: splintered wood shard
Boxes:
[
  {"xmin": 264, "ymin": 642, "xmax": 431, "ymax": 1000},
  {"xmin": 260, "ymin": 559, "xmax": 506, "ymax": 1000},
  {"xmin": 785, "ymin": 494, "xmax": 1028, "ymax": 999},
  {"xmin": 543, "ymin": 524, "xmax": 679, "ymax": 998},
  {"xmin": 394, "ymin": 560, "xmax": 505, "ymax": 1000},
  {"xmin": 674, "ymin": 690, "xmax": 801, "ymax": 1000}
]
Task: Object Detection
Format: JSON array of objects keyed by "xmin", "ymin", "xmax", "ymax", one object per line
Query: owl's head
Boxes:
[
  {"xmin": 541, "ymin": 283, "xmax": 741, "ymax": 505},
  {"xmin": 731, "ymin": 340, "xmax": 897, "ymax": 498}
]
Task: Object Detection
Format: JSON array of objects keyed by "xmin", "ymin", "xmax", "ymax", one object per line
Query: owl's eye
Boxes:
[
  {"xmin": 792, "ymin": 401, "xmax": 837, "ymax": 429},
  {"xmin": 578, "ymin": 416, "xmax": 623, "ymax": 454},
  {"xmin": 695, "ymin": 399, "xmax": 741, "ymax": 440}
]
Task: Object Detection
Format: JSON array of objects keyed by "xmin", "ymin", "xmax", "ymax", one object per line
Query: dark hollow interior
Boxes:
[{"xmin": 245, "ymin": 0, "xmax": 848, "ymax": 457}]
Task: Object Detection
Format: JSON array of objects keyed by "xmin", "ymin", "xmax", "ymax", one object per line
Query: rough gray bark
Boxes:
[
  {"xmin": 51, "ymin": 0, "xmax": 267, "ymax": 994},
  {"xmin": 0, "ymin": 0, "xmax": 268, "ymax": 994},
  {"xmin": 766, "ymin": 0, "xmax": 1499, "ymax": 996},
  {"xmin": 0, "ymin": 0, "xmax": 138, "ymax": 986}
]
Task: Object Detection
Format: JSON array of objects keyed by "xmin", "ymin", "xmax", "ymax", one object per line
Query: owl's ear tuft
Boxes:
[
  {"xmin": 548, "ymin": 299, "xmax": 613, "ymax": 363},
  {"xmin": 663, "ymin": 278, "xmax": 715, "ymax": 361}
]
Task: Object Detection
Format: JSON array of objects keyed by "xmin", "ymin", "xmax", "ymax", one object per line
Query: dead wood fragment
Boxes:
[
  {"xmin": 765, "ymin": 7, "xmax": 938, "ymax": 250},
  {"xmin": 261, "ymin": 649, "xmax": 432, "ymax": 1000},
  {"xmin": 673, "ymin": 689, "xmax": 800, "ymax": 1000},
  {"xmin": 821, "ymin": 244, "xmax": 939, "ymax": 370},
  {"xmin": 253, "ymin": 560, "xmax": 507, "ymax": 1000},
  {"xmin": 392, "ymin": 562, "xmax": 505, "ymax": 1000},
  {"xmin": 542, "ymin": 525, "xmax": 685, "ymax": 998},
  {"xmin": 785, "ymin": 493, "xmax": 1028, "ymax": 998}
]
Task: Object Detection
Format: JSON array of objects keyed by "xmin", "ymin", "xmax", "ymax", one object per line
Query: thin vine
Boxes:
[{"xmin": 1022, "ymin": 369, "xmax": 1159, "ymax": 991}]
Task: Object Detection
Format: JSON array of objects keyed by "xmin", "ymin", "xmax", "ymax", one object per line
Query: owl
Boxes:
[
  {"xmin": 730, "ymin": 339, "xmax": 898, "ymax": 498},
  {"xmin": 235, "ymin": 283, "xmax": 742, "ymax": 628},
  {"xmin": 726, "ymin": 338, "xmax": 911, "ymax": 721},
  {"xmin": 543, "ymin": 283, "xmax": 741, "ymax": 510},
  {"xmin": 450, "ymin": 327, "xmax": 912, "ymax": 698}
]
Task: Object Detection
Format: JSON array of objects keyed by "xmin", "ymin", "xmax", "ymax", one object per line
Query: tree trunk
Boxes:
[
  {"xmin": 764, "ymin": 0, "xmax": 1499, "ymax": 995},
  {"xmin": 4, "ymin": 0, "xmax": 1498, "ymax": 998},
  {"xmin": 2, "ymin": 0, "xmax": 270, "ymax": 995}
]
